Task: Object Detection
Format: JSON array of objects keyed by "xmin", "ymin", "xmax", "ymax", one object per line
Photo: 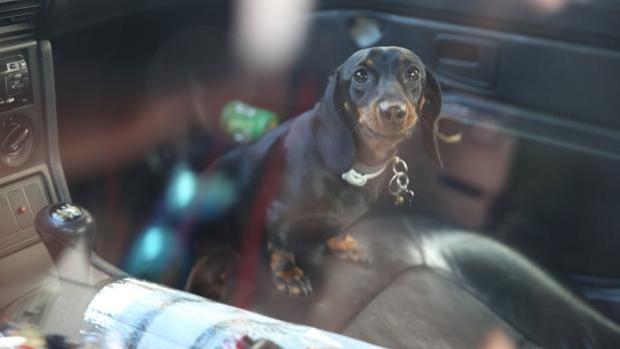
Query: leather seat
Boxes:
[{"xmin": 186, "ymin": 215, "xmax": 620, "ymax": 348}]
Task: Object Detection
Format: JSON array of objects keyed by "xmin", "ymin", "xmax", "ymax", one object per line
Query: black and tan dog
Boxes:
[{"xmin": 198, "ymin": 46, "xmax": 442, "ymax": 296}]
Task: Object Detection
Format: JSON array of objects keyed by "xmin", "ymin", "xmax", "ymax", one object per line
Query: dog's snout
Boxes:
[{"xmin": 378, "ymin": 100, "xmax": 407, "ymax": 122}]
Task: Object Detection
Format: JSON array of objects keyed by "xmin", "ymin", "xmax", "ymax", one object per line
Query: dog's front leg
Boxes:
[{"xmin": 267, "ymin": 233, "xmax": 312, "ymax": 296}]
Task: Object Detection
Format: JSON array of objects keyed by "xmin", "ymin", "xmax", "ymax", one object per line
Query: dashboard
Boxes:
[{"xmin": 0, "ymin": 0, "xmax": 69, "ymax": 309}]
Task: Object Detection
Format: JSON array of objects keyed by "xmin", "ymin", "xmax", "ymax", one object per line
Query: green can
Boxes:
[{"xmin": 220, "ymin": 100, "xmax": 279, "ymax": 142}]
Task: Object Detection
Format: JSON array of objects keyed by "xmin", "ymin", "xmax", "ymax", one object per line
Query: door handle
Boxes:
[{"xmin": 433, "ymin": 34, "xmax": 499, "ymax": 90}]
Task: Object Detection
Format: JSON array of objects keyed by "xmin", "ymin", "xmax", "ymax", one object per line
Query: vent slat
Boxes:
[
  {"xmin": 0, "ymin": 0, "xmax": 41, "ymax": 39},
  {"xmin": 0, "ymin": 10, "xmax": 40, "ymax": 20},
  {"xmin": 0, "ymin": 2, "xmax": 40, "ymax": 12}
]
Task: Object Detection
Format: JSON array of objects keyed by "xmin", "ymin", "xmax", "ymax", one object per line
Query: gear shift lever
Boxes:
[
  {"xmin": 15, "ymin": 203, "xmax": 101, "ymax": 345},
  {"xmin": 35, "ymin": 203, "xmax": 96, "ymax": 284}
]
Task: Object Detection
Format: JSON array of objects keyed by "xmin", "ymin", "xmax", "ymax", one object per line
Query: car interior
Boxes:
[{"xmin": 0, "ymin": 0, "xmax": 620, "ymax": 348}]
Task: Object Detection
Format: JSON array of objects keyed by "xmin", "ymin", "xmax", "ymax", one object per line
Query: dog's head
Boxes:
[{"xmin": 315, "ymin": 46, "xmax": 442, "ymax": 172}]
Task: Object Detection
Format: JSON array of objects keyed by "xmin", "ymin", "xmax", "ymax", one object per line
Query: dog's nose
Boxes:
[{"xmin": 378, "ymin": 100, "xmax": 407, "ymax": 122}]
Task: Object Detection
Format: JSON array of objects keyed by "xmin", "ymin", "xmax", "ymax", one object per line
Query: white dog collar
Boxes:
[{"xmin": 341, "ymin": 161, "xmax": 390, "ymax": 187}]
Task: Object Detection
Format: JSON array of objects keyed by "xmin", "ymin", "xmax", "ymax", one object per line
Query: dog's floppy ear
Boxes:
[
  {"xmin": 313, "ymin": 69, "xmax": 356, "ymax": 173},
  {"xmin": 418, "ymin": 68, "xmax": 444, "ymax": 167}
]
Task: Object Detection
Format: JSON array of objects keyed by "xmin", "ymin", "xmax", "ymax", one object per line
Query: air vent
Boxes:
[{"xmin": 0, "ymin": 0, "xmax": 42, "ymax": 40}]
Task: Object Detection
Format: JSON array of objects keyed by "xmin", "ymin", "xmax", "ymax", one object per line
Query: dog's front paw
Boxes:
[
  {"xmin": 269, "ymin": 248, "xmax": 313, "ymax": 295},
  {"xmin": 327, "ymin": 234, "xmax": 369, "ymax": 262},
  {"xmin": 273, "ymin": 266, "xmax": 313, "ymax": 296}
]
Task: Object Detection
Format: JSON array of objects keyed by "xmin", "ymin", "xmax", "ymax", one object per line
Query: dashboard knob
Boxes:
[{"xmin": 0, "ymin": 115, "xmax": 33, "ymax": 167}]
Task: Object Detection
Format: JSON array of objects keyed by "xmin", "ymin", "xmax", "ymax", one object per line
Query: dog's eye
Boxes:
[
  {"xmin": 406, "ymin": 67, "xmax": 420, "ymax": 81},
  {"xmin": 353, "ymin": 68, "xmax": 368, "ymax": 83}
]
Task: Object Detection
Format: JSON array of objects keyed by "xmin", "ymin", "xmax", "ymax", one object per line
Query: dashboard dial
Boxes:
[{"xmin": 0, "ymin": 115, "xmax": 33, "ymax": 167}]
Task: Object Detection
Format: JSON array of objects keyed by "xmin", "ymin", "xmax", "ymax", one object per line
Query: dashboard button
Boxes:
[
  {"xmin": 25, "ymin": 183, "xmax": 48, "ymax": 215},
  {"xmin": 0, "ymin": 195, "xmax": 18, "ymax": 237},
  {"xmin": 7, "ymin": 189, "xmax": 32, "ymax": 229}
]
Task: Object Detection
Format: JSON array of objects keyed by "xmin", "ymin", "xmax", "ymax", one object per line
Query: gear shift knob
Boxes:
[{"xmin": 35, "ymin": 203, "xmax": 96, "ymax": 283}]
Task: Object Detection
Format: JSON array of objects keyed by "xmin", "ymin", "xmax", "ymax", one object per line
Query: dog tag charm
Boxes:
[
  {"xmin": 389, "ymin": 156, "xmax": 415, "ymax": 205},
  {"xmin": 394, "ymin": 189, "xmax": 414, "ymax": 205},
  {"xmin": 395, "ymin": 194, "xmax": 405, "ymax": 205}
]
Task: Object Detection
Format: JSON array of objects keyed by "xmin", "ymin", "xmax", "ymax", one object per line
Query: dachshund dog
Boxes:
[{"xmin": 197, "ymin": 46, "xmax": 442, "ymax": 296}]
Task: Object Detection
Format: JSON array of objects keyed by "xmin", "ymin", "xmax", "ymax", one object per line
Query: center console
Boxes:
[
  {"xmin": 0, "ymin": 40, "xmax": 72, "ymax": 309},
  {"xmin": 0, "ymin": 0, "xmax": 76, "ymax": 316},
  {"xmin": 0, "ymin": 41, "xmax": 69, "ymax": 247}
]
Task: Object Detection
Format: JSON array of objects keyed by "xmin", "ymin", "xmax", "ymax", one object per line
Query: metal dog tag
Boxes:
[{"xmin": 389, "ymin": 156, "xmax": 415, "ymax": 205}]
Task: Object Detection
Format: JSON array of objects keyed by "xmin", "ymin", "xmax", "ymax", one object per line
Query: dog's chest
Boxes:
[
  {"xmin": 335, "ymin": 184, "xmax": 374, "ymax": 219},
  {"xmin": 307, "ymin": 171, "xmax": 385, "ymax": 227}
]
